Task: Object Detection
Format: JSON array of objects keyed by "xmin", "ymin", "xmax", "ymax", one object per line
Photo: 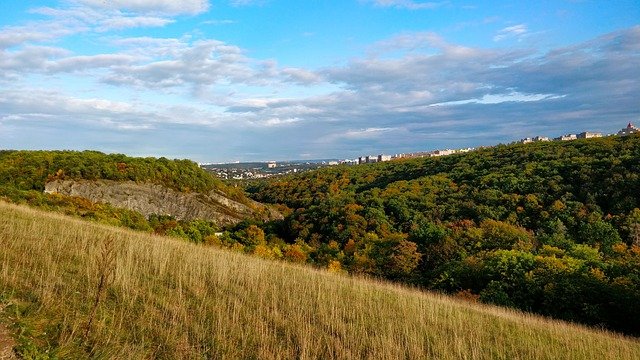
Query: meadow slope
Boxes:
[{"xmin": 0, "ymin": 201, "xmax": 638, "ymax": 359}]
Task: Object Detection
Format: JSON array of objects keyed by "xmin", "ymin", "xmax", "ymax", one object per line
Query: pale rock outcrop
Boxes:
[{"xmin": 44, "ymin": 179, "xmax": 280, "ymax": 225}]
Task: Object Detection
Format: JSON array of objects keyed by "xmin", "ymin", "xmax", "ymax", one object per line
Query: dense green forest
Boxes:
[
  {"xmin": 0, "ymin": 150, "xmax": 221, "ymax": 193},
  {"xmin": 244, "ymin": 135, "xmax": 640, "ymax": 336},
  {"xmin": 0, "ymin": 150, "xmax": 241, "ymax": 235}
]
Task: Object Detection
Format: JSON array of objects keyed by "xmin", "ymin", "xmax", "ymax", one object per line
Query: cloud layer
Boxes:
[
  {"xmin": 364, "ymin": 0, "xmax": 446, "ymax": 10},
  {"xmin": 75, "ymin": 0, "xmax": 210, "ymax": 15},
  {"xmin": 1, "ymin": 1, "xmax": 639, "ymax": 161}
]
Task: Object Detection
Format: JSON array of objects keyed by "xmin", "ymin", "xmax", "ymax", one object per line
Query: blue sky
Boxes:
[{"xmin": 1, "ymin": 1, "xmax": 638, "ymax": 162}]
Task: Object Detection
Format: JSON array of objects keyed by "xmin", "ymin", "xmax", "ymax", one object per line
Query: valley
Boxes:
[{"xmin": 1, "ymin": 136, "xmax": 640, "ymax": 358}]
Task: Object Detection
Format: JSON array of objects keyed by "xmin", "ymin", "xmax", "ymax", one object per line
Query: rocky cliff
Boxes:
[{"xmin": 44, "ymin": 179, "xmax": 280, "ymax": 225}]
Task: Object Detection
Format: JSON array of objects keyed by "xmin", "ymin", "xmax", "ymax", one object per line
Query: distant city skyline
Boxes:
[
  {"xmin": 0, "ymin": 1, "xmax": 639, "ymax": 162},
  {"xmin": 211, "ymin": 122, "xmax": 637, "ymax": 164}
]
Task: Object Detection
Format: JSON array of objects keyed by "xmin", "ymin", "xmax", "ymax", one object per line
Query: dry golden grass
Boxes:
[{"xmin": 0, "ymin": 200, "xmax": 638, "ymax": 359}]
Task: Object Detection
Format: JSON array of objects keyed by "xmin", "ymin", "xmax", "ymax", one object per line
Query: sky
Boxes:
[{"xmin": 0, "ymin": 1, "xmax": 639, "ymax": 162}]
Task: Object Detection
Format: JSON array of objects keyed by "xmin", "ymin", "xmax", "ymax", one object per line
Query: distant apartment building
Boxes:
[
  {"xmin": 358, "ymin": 155, "xmax": 377, "ymax": 164},
  {"xmin": 554, "ymin": 134, "xmax": 577, "ymax": 141},
  {"xmin": 356, "ymin": 154, "xmax": 392, "ymax": 164},
  {"xmin": 577, "ymin": 132, "xmax": 602, "ymax": 139},
  {"xmin": 340, "ymin": 159, "xmax": 358, "ymax": 165},
  {"xmin": 618, "ymin": 122, "xmax": 639, "ymax": 137},
  {"xmin": 267, "ymin": 162, "xmax": 277, "ymax": 168},
  {"xmin": 432, "ymin": 149, "xmax": 455, "ymax": 157},
  {"xmin": 377, "ymin": 154, "xmax": 392, "ymax": 162},
  {"xmin": 519, "ymin": 136, "xmax": 550, "ymax": 144}
]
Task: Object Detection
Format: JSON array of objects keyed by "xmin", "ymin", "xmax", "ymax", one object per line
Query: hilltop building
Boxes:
[
  {"xmin": 377, "ymin": 154, "xmax": 392, "ymax": 162},
  {"xmin": 357, "ymin": 154, "xmax": 392, "ymax": 164},
  {"xmin": 554, "ymin": 134, "xmax": 577, "ymax": 141},
  {"xmin": 618, "ymin": 122, "xmax": 639, "ymax": 137},
  {"xmin": 358, "ymin": 156, "xmax": 377, "ymax": 164},
  {"xmin": 519, "ymin": 136, "xmax": 551, "ymax": 144},
  {"xmin": 577, "ymin": 131, "xmax": 602, "ymax": 139},
  {"xmin": 432, "ymin": 149, "xmax": 455, "ymax": 157}
]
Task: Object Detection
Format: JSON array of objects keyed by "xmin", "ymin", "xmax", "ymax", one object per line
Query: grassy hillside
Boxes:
[
  {"xmin": 1, "ymin": 201, "xmax": 638, "ymax": 359},
  {"xmin": 244, "ymin": 135, "xmax": 640, "ymax": 335}
]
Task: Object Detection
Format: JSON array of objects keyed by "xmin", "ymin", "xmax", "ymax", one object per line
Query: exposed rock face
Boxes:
[{"xmin": 44, "ymin": 179, "xmax": 280, "ymax": 225}]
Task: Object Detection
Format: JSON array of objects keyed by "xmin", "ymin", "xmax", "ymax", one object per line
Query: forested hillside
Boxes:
[
  {"xmin": 0, "ymin": 150, "xmax": 224, "ymax": 194},
  {"xmin": 0, "ymin": 150, "xmax": 261, "ymax": 234},
  {"xmin": 245, "ymin": 135, "xmax": 640, "ymax": 335}
]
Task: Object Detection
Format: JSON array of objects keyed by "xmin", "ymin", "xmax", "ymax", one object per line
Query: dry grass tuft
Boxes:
[{"xmin": 0, "ymin": 201, "xmax": 638, "ymax": 359}]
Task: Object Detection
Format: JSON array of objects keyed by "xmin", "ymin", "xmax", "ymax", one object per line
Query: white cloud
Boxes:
[
  {"xmin": 0, "ymin": 47, "xmax": 139, "ymax": 78},
  {"xmin": 98, "ymin": 16, "xmax": 175, "ymax": 31},
  {"xmin": 315, "ymin": 127, "xmax": 402, "ymax": 147},
  {"xmin": 101, "ymin": 39, "xmax": 259, "ymax": 89},
  {"xmin": 369, "ymin": 31, "xmax": 480, "ymax": 59},
  {"xmin": 281, "ymin": 68, "xmax": 323, "ymax": 85},
  {"xmin": 200, "ymin": 19, "xmax": 236, "ymax": 25},
  {"xmin": 74, "ymin": 0, "xmax": 210, "ymax": 15},
  {"xmin": 0, "ymin": 89, "xmax": 233, "ymax": 132},
  {"xmin": 229, "ymin": 0, "xmax": 265, "ymax": 6},
  {"xmin": 0, "ymin": 5, "xmax": 179, "ymax": 51},
  {"xmin": 344, "ymin": 127, "xmax": 397, "ymax": 138},
  {"xmin": 0, "ymin": 16, "xmax": 87, "ymax": 49},
  {"xmin": 46, "ymin": 54, "xmax": 140, "ymax": 73},
  {"xmin": 110, "ymin": 37, "xmax": 189, "ymax": 57},
  {"xmin": 0, "ymin": 27, "xmax": 62, "ymax": 49},
  {"xmin": 429, "ymin": 92, "xmax": 564, "ymax": 107},
  {"xmin": 364, "ymin": 0, "xmax": 447, "ymax": 10},
  {"xmin": 0, "ymin": 46, "xmax": 69, "ymax": 78},
  {"xmin": 494, "ymin": 24, "xmax": 528, "ymax": 42},
  {"xmin": 259, "ymin": 117, "xmax": 301, "ymax": 127},
  {"xmin": 0, "ymin": 90, "xmax": 143, "ymax": 127},
  {"xmin": 95, "ymin": 39, "xmax": 329, "ymax": 91}
]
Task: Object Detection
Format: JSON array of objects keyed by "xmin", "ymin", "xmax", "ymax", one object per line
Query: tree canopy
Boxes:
[{"xmin": 245, "ymin": 135, "xmax": 640, "ymax": 335}]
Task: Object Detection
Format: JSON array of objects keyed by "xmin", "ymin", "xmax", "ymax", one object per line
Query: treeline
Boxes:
[
  {"xmin": 0, "ymin": 150, "xmax": 220, "ymax": 193},
  {"xmin": 243, "ymin": 135, "xmax": 640, "ymax": 335},
  {"xmin": 0, "ymin": 150, "xmax": 254, "ymax": 203}
]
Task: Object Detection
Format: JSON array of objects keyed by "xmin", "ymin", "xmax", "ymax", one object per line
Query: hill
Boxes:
[
  {"xmin": 0, "ymin": 201, "xmax": 638, "ymax": 359},
  {"xmin": 0, "ymin": 150, "xmax": 278, "ymax": 229},
  {"xmin": 245, "ymin": 135, "xmax": 640, "ymax": 335}
]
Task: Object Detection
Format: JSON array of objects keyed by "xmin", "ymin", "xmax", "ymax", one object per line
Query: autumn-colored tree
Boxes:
[
  {"xmin": 388, "ymin": 239, "xmax": 422, "ymax": 280},
  {"xmin": 243, "ymin": 225, "xmax": 266, "ymax": 247},
  {"xmin": 253, "ymin": 244, "xmax": 275, "ymax": 259},
  {"xmin": 284, "ymin": 244, "xmax": 307, "ymax": 263},
  {"xmin": 479, "ymin": 219, "xmax": 532, "ymax": 250}
]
